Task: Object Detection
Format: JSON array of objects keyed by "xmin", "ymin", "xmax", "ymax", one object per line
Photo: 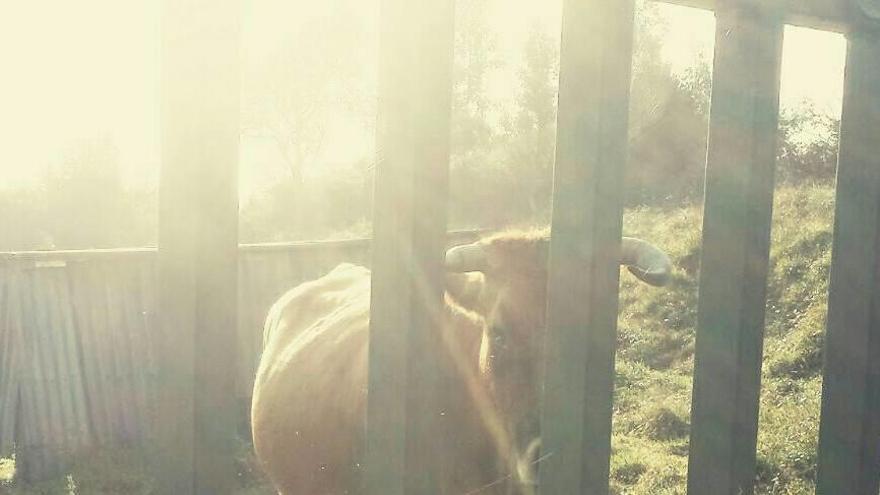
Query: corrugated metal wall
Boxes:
[{"xmin": 0, "ymin": 233, "xmax": 481, "ymax": 480}]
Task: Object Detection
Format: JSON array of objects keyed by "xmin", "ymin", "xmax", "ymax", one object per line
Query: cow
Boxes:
[{"xmin": 250, "ymin": 230, "xmax": 671, "ymax": 494}]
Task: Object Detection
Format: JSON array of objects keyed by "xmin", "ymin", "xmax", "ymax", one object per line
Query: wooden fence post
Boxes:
[
  {"xmin": 538, "ymin": 1, "xmax": 635, "ymax": 493},
  {"xmin": 686, "ymin": 5, "xmax": 783, "ymax": 495},
  {"xmin": 362, "ymin": 0, "xmax": 455, "ymax": 493},
  {"xmin": 816, "ymin": 28, "xmax": 880, "ymax": 495},
  {"xmin": 156, "ymin": 1, "xmax": 240, "ymax": 493}
]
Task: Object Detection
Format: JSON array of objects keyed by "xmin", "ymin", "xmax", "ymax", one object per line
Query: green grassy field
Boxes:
[
  {"xmin": 610, "ymin": 183, "xmax": 834, "ymax": 494},
  {"xmin": 1, "ymin": 184, "xmax": 835, "ymax": 494}
]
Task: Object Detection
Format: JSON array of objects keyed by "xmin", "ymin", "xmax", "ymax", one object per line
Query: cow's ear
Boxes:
[{"xmin": 445, "ymin": 272, "xmax": 486, "ymax": 312}]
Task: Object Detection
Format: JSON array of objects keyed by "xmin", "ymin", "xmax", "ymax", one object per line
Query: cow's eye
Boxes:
[{"xmin": 491, "ymin": 326, "xmax": 508, "ymax": 348}]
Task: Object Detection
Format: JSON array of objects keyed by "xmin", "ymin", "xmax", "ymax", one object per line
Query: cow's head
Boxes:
[{"xmin": 444, "ymin": 231, "xmax": 671, "ymax": 485}]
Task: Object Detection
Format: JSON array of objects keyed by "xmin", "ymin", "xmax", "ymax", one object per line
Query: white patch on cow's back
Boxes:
[
  {"xmin": 261, "ymin": 263, "xmax": 370, "ymax": 349},
  {"xmin": 257, "ymin": 263, "xmax": 371, "ymax": 385}
]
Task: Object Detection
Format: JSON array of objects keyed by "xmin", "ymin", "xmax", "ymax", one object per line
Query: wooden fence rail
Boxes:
[
  {"xmin": 539, "ymin": 1, "xmax": 635, "ymax": 493},
  {"xmin": 687, "ymin": 7, "xmax": 783, "ymax": 494},
  {"xmin": 816, "ymin": 29, "xmax": 880, "ymax": 495},
  {"xmin": 364, "ymin": 0, "xmax": 455, "ymax": 493}
]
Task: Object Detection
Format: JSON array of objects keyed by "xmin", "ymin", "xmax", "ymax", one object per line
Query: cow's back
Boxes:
[
  {"xmin": 251, "ymin": 263, "xmax": 506, "ymax": 494},
  {"xmin": 252, "ymin": 263, "xmax": 371, "ymax": 494}
]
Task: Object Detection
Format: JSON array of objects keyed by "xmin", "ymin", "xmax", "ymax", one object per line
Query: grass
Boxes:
[
  {"xmin": 1, "ymin": 184, "xmax": 835, "ymax": 494},
  {"xmin": 0, "ymin": 444, "xmax": 274, "ymax": 494},
  {"xmin": 610, "ymin": 183, "xmax": 835, "ymax": 494}
]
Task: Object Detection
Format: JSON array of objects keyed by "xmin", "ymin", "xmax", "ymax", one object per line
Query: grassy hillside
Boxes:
[
  {"xmin": 1, "ymin": 185, "xmax": 836, "ymax": 494},
  {"xmin": 612, "ymin": 183, "xmax": 834, "ymax": 494}
]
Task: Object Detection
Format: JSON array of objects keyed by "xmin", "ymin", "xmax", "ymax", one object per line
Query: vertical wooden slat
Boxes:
[
  {"xmin": 91, "ymin": 263, "xmax": 123, "ymax": 444},
  {"xmin": 27, "ymin": 271, "xmax": 65, "ymax": 470},
  {"xmin": 816, "ymin": 30, "xmax": 880, "ymax": 495},
  {"xmin": 686, "ymin": 6, "xmax": 783, "ymax": 495},
  {"xmin": 118, "ymin": 260, "xmax": 152, "ymax": 440},
  {"xmin": 50, "ymin": 268, "xmax": 92, "ymax": 452},
  {"xmin": 0, "ymin": 266, "xmax": 16, "ymax": 459},
  {"xmin": 363, "ymin": 0, "xmax": 455, "ymax": 493},
  {"xmin": 102, "ymin": 263, "xmax": 139, "ymax": 441},
  {"xmin": 69, "ymin": 262, "xmax": 114, "ymax": 445},
  {"xmin": 157, "ymin": 1, "xmax": 240, "ymax": 493},
  {"xmin": 9, "ymin": 268, "xmax": 41, "ymax": 482},
  {"xmin": 537, "ymin": 1, "xmax": 635, "ymax": 493},
  {"xmin": 16, "ymin": 271, "xmax": 50, "ymax": 480},
  {"xmin": 140, "ymin": 257, "xmax": 159, "ymax": 411},
  {"xmin": 235, "ymin": 254, "xmax": 254, "ymax": 402}
]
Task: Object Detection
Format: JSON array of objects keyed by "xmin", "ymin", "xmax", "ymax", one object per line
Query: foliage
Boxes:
[
  {"xmin": 0, "ymin": 187, "xmax": 53, "ymax": 251},
  {"xmin": 450, "ymin": 18, "xmax": 561, "ymax": 228},
  {"xmin": 43, "ymin": 139, "xmax": 155, "ymax": 249},
  {"xmin": 0, "ymin": 138, "xmax": 156, "ymax": 252},
  {"xmin": 239, "ymin": 161, "xmax": 372, "ymax": 243},
  {"xmin": 776, "ymin": 102, "xmax": 840, "ymax": 184},
  {"xmin": 449, "ymin": 0, "xmax": 716, "ymax": 227},
  {"xmin": 450, "ymin": 0, "xmax": 502, "ymax": 157},
  {"xmin": 241, "ymin": 0, "xmax": 374, "ymax": 184},
  {"xmin": 0, "ymin": 445, "xmax": 274, "ymax": 495},
  {"xmin": 625, "ymin": 3, "xmax": 710, "ymax": 206},
  {"xmin": 448, "ymin": 0, "xmax": 548, "ymax": 228}
]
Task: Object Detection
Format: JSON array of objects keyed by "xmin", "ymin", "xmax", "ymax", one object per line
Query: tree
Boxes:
[
  {"xmin": 451, "ymin": 0, "xmax": 713, "ymax": 227},
  {"xmin": 450, "ymin": 0, "xmax": 501, "ymax": 154},
  {"xmin": 448, "ymin": 0, "xmax": 512, "ymax": 229},
  {"xmin": 0, "ymin": 187, "xmax": 52, "ymax": 251},
  {"xmin": 777, "ymin": 101, "xmax": 840, "ymax": 184},
  {"xmin": 239, "ymin": 162, "xmax": 371, "ymax": 243},
  {"xmin": 501, "ymin": 21, "xmax": 559, "ymax": 223},
  {"xmin": 43, "ymin": 138, "xmax": 142, "ymax": 249},
  {"xmin": 624, "ymin": 2, "xmax": 712, "ymax": 205},
  {"xmin": 241, "ymin": 0, "xmax": 374, "ymax": 184}
]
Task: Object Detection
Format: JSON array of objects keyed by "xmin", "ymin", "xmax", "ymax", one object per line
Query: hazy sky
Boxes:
[
  {"xmin": 0, "ymin": 1, "xmax": 160, "ymax": 188},
  {"xmin": 0, "ymin": 1, "xmax": 846, "ymax": 197}
]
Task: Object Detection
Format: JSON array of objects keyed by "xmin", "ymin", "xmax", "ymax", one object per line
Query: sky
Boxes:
[
  {"xmin": 0, "ymin": 1, "xmax": 847, "ymax": 198},
  {"xmin": 0, "ymin": 1, "xmax": 160, "ymax": 188}
]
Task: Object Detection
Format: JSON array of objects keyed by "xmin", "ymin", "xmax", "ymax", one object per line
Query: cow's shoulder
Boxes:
[{"xmin": 262, "ymin": 263, "xmax": 371, "ymax": 350}]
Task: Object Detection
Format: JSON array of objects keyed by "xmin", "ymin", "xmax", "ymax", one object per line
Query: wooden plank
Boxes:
[
  {"xmin": 0, "ymin": 266, "xmax": 17, "ymax": 458},
  {"xmin": 650, "ymin": 0, "xmax": 878, "ymax": 34},
  {"xmin": 46, "ymin": 269, "xmax": 92, "ymax": 452},
  {"xmin": 16, "ymin": 271, "xmax": 54, "ymax": 481},
  {"xmin": 686, "ymin": 6, "xmax": 783, "ymax": 495},
  {"xmin": 0, "ymin": 231, "xmax": 485, "ymax": 262},
  {"xmin": 27, "ymin": 272, "xmax": 66, "ymax": 470},
  {"xmin": 117, "ymin": 261, "xmax": 152, "ymax": 439},
  {"xmin": 362, "ymin": 0, "xmax": 455, "ymax": 492},
  {"xmin": 537, "ymin": 1, "xmax": 636, "ymax": 493},
  {"xmin": 816, "ymin": 31, "xmax": 880, "ymax": 495},
  {"xmin": 156, "ymin": 1, "xmax": 240, "ymax": 493}
]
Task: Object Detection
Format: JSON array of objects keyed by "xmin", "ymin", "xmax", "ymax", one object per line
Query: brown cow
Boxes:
[{"xmin": 251, "ymin": 231, "xmax": 671, "ymax": 494}]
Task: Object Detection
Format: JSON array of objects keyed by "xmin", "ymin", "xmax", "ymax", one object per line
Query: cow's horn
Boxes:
[
  {"xmin": 621, "ymin": 237, "xmax": 672, "ymax": 286},
  {"xmin": 445, "ymin": 243, "xmax": 488, "ymax": 272}
]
